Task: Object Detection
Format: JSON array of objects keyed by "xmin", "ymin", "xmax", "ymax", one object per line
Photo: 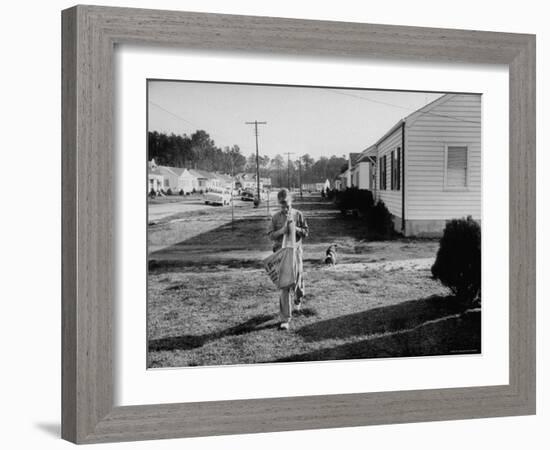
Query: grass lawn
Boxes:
[{"xmin": 147, "ymin": 194, "xmax": 481, "ymax": 368}]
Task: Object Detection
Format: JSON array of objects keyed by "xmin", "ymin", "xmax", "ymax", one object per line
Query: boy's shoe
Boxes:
[{"xmin": 279, "ymin": 322, "xmax": 290, "ymax": 330}]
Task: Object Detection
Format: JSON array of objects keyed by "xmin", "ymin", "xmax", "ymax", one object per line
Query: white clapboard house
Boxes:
[
  {"xmin": 148, "ymin": 159, "xmax": 164, "ymax": 194},
  {"xmin": 188, "ymin": 169, "xmax": 223, "ymax": 192},
  {"xmin": 157, "ymin": 166, "xmax": 185, "ymax": 192},
  {"xmin": 354, "ymin": 93, "xmax": 481, "ymax": 237},
  {"xmin": 156, "ymin": 165, "xmax": 202, "ymax": 194}
]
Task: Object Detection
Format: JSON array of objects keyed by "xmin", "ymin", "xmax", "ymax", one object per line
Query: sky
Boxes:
[{"xmin": 148, "ymin": 80, "xmax": 443, "ymax": 160}]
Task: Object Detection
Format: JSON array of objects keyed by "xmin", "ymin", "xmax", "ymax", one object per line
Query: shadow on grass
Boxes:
[
  {"xmin": 149, "ymin": 258, "xmax": 263, "ymax": 273},
  {"xmin": 295, "ymin": 295, "xmax": 468, "ymax": 343},
  {"xmin": 148, "ymin": 195, "xmax": 378, "ymax": 273},
  {"xmin": 277, "ymin": 309, "xmax": 481, "ymax": 362},
  {"xmin": 148, "ymin": 314, "xmax": 277, "ymax": 352},
  {"xmin": 293, "ymin": 307, "xmax": 318, "ymax": 318}
]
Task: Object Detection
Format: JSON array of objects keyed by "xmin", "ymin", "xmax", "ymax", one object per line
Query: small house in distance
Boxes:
[
  {"xmin": 157, "ymin": 166, "xmax": 185, "ymax": 192},
  {"xmin": 302, "ymin": 180, "xmax": 331, "ymax": 192},
  {"xmin": 351, "ymin": 147, "xmax": 376, "ymax": 190},
  {"xmin": 355, "ymin": 93, "xmax": 481, "ymax": 237},
  {"xmin": 188, "ymin": 169, "xmax": 222, "ymax": 192},
  {"xmin": 235, "ymin": 173, "xmax": 271, "ymax": 191},
  {"xmin": 336, "ymin": 169, "xmax": 349, "ymax": 191},
  {"xmin": 148, "ymin": 159, "xmax": 164, "ymax": 194},
  {"xmin": 214, "ymin": 173, "xmax": 236, "ymax": 191}
]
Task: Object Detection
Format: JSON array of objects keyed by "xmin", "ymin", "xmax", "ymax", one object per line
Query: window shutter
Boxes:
[
  {"xmin": 447, "ymin": 146, "xmax": 468, "ymax": 187},
  {"xmin": 396, "ymin": 147, "xmax": 401, "ymax": 190},
  {"xmin": 382, "ymin": 155, "xmax": 386, "ymax": 190},
  {"xmin": 385, "ymin": 155, "xmax": 388, "ymax": 190},
  {"xmin": 390, "ymin": 151, "xmax": 394, "ymax": 190},
  {"xmin": 378, "ymin": 156, "xmax": 384, "ymax": 190}
]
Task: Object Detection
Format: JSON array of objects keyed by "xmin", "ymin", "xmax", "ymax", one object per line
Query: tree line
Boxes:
[{"xmin": 148, "ymin": 130, "xmax": 348, "ymax": 187}]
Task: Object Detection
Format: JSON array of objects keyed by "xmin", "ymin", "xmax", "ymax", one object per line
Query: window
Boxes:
[
  {"xmin": 390, "ymin": 149, "xmax": 401, "ymax": 191},
  {"xmin": 164, "ymin": 179, "xmax": 170, "ymax": 187},
  {"xmin": 446, "ymin": 145, "xmax": 468, "ymax": 188}
]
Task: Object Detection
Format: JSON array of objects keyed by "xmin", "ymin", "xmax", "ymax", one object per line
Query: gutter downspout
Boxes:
[{"xmin": 401, "ymin": 122, "xmax": 406, "ymax": 233}]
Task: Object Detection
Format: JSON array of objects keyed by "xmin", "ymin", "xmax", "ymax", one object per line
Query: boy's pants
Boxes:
[{"xmin": 280, "ymin": 247, "xmax": 304, "ymax": 322}]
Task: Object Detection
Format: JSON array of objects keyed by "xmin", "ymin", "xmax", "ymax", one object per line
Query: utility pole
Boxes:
[
  {"xmin": 230, "ymin": 148, "xmax": 235, "ymax": 230},
  {"xmin": 284, "ymin": 152, "xmax": 294, "ymax": 190},
  {"xmin": 298, "ymin": 158, "xmax": 303, "ymax": 199},
  {"xmin": 245, "ymin": 120, "xmax": 267, "ymax": 204}
]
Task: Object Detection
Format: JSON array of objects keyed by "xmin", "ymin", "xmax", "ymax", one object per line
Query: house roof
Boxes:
[
  {"xmin": 352, "ymin": 93, "xmax": 467, "ymax": 166},
  {"xmin": 401, "ymin": 93, "xmax": 461, "ymax": 127},
  {"xmin": 158, "ymin": 165, "xmax": 186, "ymax": 177},
  {"xmin": 357, "ymin": 145, "xmax": 377, "ymax": 163},
  {"xmin": 188, "ymin": 169, "xmax": 207, "ymax": 179},
  {"xmin": 236, "ymin": 172, "xmax": 256, "ymax": 180},
  {"xmin": 148, "ymin": 166, "xmax": 163, "ymax": 176},
  {"xmin": 373, "ymin": 94, "xmax": 456, "ymax": 147},
  {"xmin": 349, "ymin": 152, "xmax": 362, "ymax": 166},
  {"xmin": 189, "ymin": 169, "xmax": 220, "ymax": 180},
  {"xmin": 214, "ymin": 172, "xmax": 234, "ymax": 182}
]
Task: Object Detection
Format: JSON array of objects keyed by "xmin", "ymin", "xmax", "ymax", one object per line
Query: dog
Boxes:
[{"xmin": 324, "ymin": 244, "xmax": 338, "ymax": 266}]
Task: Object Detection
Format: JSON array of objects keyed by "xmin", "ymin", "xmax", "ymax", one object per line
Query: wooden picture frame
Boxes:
[{"xmin": 61, "ymin": 5, "xmax": 536, "ymax": 444}]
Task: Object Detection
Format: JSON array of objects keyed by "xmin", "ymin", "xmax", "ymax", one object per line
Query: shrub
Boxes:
[
  {"xmin": 366, "ymin": 200, "xmax": 394, "ymax": 238},
  {"xmin": 334, "ymin": 187, "xmax": 374, "ymax": 215},
  {"xmin": 166, "ymin": 188, "xmax": 173, "ymax": 196},
  {"xmin": 179, "ymin": 189, "xmax": 184, "ymax": 196},
  {"xmin": 431, "ymin": 216, "xmax": 481, "ymax": 302},
  {"xmin": 148, "ymin": 188, "xmax": 156, "ymax": 198}
]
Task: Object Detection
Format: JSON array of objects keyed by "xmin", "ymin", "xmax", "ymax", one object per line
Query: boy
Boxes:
[{"xmin": 268, "ymin": 189, "xmax": 309, "ymax": 330}]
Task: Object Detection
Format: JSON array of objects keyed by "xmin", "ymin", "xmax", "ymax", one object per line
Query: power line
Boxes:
[
  {"xmin": 148, "ymin": 100, "xmax": 200, "ymax": 129},
  {"xmin": 149, "ymin": 100, "xmax": 250, "ymax": 154},
  {"xmin": 322, "ymin": 89, "xmax": 480, "ymax": 124}
]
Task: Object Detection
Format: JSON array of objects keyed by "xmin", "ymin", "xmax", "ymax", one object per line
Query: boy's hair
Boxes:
[{"xmin": 277, "ymin": 188, "xmax": 292, "ymax": 202}]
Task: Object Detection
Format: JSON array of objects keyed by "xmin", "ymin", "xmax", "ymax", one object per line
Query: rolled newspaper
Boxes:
[{"xmin": 283, "ymin": 209, "xmax": 296, "ymax": 248}]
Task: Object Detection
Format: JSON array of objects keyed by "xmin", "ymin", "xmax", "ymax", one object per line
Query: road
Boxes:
[{"xmin": 148, "ymin": 192, "xmax": 279, "ymax": 223}]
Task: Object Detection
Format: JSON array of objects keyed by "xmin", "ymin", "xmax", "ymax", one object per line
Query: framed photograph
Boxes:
[{"xmin": 62, "ymin": 5, "xmax": 536, "ymax": 444}]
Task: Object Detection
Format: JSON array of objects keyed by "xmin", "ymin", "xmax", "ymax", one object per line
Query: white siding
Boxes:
[
  {"xmin": 158, "ymin": 167, "xmax": 180, "ymax": 190},
  {"xmin": 359, "ymin": 162, "xmax": 371, "ymax": 189},
  {"xmin": 405, "ymin": 94, "xmax": 481, "ymax": 221},
  {"xmin": 178, "ymin": 171, "xmax": 195, "ymax": 193},
  {"xmin": 351, "ymin": 162, "xmax": 371, "ymax": 189},
  {"xmin": 377, "ymin": 126, "xmax": 403, "ymax": 218}
]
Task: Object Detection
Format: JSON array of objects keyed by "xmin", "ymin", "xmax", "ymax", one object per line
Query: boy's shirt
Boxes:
[{"xmin": 268, "ymin": 209, "xmax": 309, "ymax": 252}]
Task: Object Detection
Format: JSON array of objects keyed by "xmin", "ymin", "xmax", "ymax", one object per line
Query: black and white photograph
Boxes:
[
  {"xmin": 146, "ymin": 80, "xmax": 482, "ymax": 368},
  {"xmin": 2, "ymin": 0, "xmax": 544, "ymax": 447}
]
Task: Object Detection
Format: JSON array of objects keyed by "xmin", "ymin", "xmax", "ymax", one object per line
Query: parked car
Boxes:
[
  {"xmin": 241, "ymin": 189, "xmax": 255, "ymax": 201},
  {"xmin": 204, "ymin": 189, "xmax": 231, "ymax": 206}
]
